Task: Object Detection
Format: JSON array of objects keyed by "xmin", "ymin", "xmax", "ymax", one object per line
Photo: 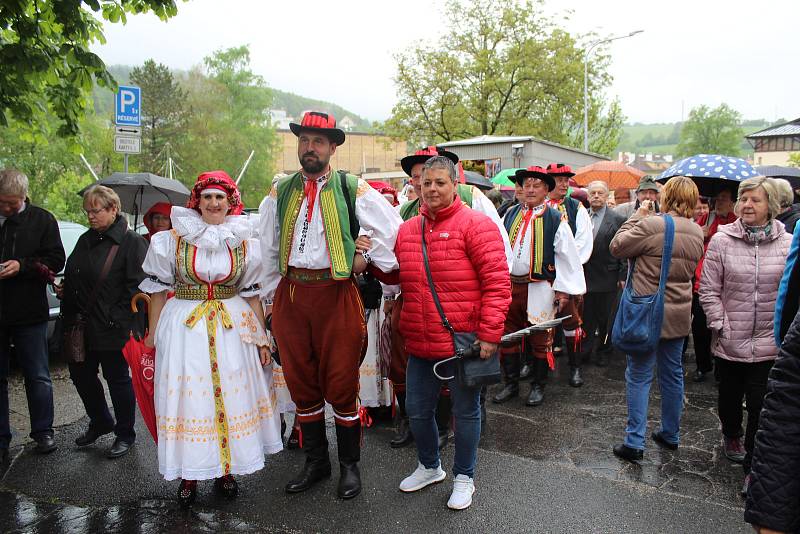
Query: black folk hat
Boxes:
[
  {"xmin": 513, "ymin": 166, "xmax": 556, "ymax": 191},
  {"xmin": 400, "ymin": 146, "xmax": 459, "ymax": 177},
  {"xmin": 289, "ymin": 111, "xmax": 346, "ymax": 146}
]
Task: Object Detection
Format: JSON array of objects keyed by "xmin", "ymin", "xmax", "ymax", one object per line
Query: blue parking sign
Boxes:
[{"xmin": 115, "ymin": 86, "xmax": 141, "ymax": 126}]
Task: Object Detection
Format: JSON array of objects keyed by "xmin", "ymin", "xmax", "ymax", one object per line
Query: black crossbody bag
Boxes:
[{"xmin": 420, "ymin": 218, "xmax": 501, "ymax": 388}]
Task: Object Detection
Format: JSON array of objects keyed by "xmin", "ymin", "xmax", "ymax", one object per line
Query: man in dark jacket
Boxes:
[
  {"xmin": 581, "ymin": 181, "xmax": 626, "ymax": 367},
  {"xmin": 745, "ymin": 309, "xmax": 800, "ymax": 533},
  {"xmin": 0, "ymin": 169, "xmax": 65, "ymax": 459}
]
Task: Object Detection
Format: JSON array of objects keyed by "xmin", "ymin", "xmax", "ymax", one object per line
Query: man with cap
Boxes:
[
  {"xmin": 259, "ymin": 111, "xmax": 403, "ymax": 500},
  {"xmin": 545, "ymin": 163, "xmax": 592, "ymax": 388},
  {"xmin": 614, "ymin": 175, "xmax": 660, "ymax": 220},
  {"xmin": 387, "ymin": 147, "xmax": 512, "ymax": 450},
  {"xmin": 493, "ymin": 167, "xmax": 585, "ymax": 406}
]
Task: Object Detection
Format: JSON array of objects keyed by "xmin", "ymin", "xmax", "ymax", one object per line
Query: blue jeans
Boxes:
[
  {"xmin": 0, "ymin": 322, "xmax": 55, "ymax": 448},
  {"xmin": 406, "ymin": 355, "xmax": 481, "ymax": 478},
  {"xmin": 623, "ymin": 337, "xmax": 684, "ymax": 450}
]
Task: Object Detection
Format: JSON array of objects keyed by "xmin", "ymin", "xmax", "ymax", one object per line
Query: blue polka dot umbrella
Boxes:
[{"xmin": 657, "ymin": 154, "xmax": 760, "ymax": 196}]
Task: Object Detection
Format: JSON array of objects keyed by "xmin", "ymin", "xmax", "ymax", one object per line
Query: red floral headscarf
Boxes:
[{"xmin": 187, "ymin": 170, "xmax": 244, "ymax": 216}]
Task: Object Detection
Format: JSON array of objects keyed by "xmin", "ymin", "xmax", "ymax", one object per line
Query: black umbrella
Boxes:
[
  {"xmin": 78, "ymin": 173, "xmax": 190, "ymax": 226},
  {"xmin": 755, "ymin": 165, "xmax": 800, "ymax": 189},
  {"xmin": 463, "ymin": 170, "xmax": 494, "ymax": 191}
]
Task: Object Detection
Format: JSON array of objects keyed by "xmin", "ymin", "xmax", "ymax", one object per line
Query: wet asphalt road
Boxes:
[{"xmin": 1, "ymin": 351, "xmax": 750, "ymax": 533}]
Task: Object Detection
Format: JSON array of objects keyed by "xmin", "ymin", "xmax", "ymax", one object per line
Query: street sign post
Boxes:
[
  {"xmin": 114, "ymin": 86, "xmax": 142, "ymax": 172},
  {"xmin": 114, "ymin": 136, "xmax": 141, "ymax": 154},
  {"xmin": 115, "ymin": 86, "xmax": 141, "ymax": 126}
]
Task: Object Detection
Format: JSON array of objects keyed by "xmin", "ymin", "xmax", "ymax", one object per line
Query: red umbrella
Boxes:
[{"xmin": 122, "ymin": 293, "xmax": 157, "ymax": 442}]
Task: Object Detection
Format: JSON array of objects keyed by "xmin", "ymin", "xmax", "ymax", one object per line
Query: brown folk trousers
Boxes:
[
  {"xmin": 388, "ymin": 295, "xmax": 408, "ymax": 393},
  {"xmin": 272, "ymin": 274, "xmax": 366, "ymax": 427}
]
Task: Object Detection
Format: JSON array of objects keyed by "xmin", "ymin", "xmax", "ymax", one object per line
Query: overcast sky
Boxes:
[{"xmin": 93, "ymin": 0, "xmax": 799, "ymax": 125}]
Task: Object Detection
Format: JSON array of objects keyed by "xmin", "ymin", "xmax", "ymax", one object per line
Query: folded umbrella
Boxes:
[{"xmin": 122, "ymin": 293, "xmax": 157, "ymax": 443}]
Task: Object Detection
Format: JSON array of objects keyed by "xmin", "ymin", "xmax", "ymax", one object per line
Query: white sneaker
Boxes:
[
  {"xmin": 399, "ymin": 462, "xmax": 447, "ymax": 492},
  {"xmin": 447, "ymin": 474, "xmax": 475, "ymax": 510}
]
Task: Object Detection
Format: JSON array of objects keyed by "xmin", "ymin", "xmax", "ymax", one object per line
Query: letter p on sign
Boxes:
[{"xmin": 115, "ymin": 85, "xmax": 141, "ymax": 126}]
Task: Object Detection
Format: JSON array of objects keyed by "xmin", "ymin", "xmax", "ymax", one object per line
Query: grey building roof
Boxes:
[
  {"xmin": 746, "ymin": 118, "xmax": 800, "ymax": 138},
  {"xmin": 438, "ymin": 134, "xmax": 608, "ymax": 160}
]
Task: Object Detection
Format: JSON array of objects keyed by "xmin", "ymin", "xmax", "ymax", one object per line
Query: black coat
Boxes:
[
  {"xmin": 61, "ymin": 215, "xmax": 147, "ymax": 352},
  {"xmin": 745, "ymin": 310, "xmax": 800, "ymax": 533},
  {"xmin": 583, "ymin": 207, "xmax": 626, "ymax": 293},
  {"xmin": 0, "ymin": 201, "xmax": 65, "ymax": 326},
  {"xmin": 777, "ymin": 204, "xmax": 800, "ymax": 235}
]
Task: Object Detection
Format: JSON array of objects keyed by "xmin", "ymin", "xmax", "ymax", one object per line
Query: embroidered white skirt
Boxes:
[{"xmin": 154, "ymin": 295, "xmax": 283, "ymax": 481}]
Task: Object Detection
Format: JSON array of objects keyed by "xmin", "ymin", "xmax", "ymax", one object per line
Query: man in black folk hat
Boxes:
[
  {"xmin": 259, "ymin": 111, "xmax": 403, "ymax": 499},
  {"xmin": 545, "ymin": 163, "xmax": 592, "ymax": 388},
  {"xmin": 493, "ymin": 167, "xmax": 585, "ymax": 407}
]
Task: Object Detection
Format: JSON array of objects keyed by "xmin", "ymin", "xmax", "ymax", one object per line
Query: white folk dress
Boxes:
[
  {"xmin": 359, "ymin": 307, "xmax": 393, "ymax": 408},
  {"xmin": 140, "ymin": 207, "xmax": 283, "ymax": 481}
]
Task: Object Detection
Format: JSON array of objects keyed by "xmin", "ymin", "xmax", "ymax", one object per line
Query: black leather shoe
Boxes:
[
  {"xmin": 178, "ymin": 479, "xmax": 197, "ymax": 508},
  {"xmin": 75, "ymin": 426, "xmax": 113, "ymax": 447},
  {"xmin": 337, "ymin": 463, "xmax": 361, "ymax": 499},
  {"xmin": 612, "ymin": 443, "xmax": 643, "ymax": 463},
  {"xmin": 34, "ymin": 435, "xmax": 57, "ymax": 454},
  {"xmin": 526, "ymin": 384, "xmax": 544, "ymax": 406},
  {"xmin": 693, "ymin": 370, "xmax": 707, "ymax": 383},
  {"xmin": 214, "ymin": 474, "xmax": 239, "ymax": 500},
  {"xmin": 106, "ymin": 438, "xmax": 133, "ymax": 459},
  {"xmin": 389, "ymin": 417, "xmax": 414, "ymax": 448},
  {"xmin": 492, "ymin": 383, "xmax": 519, "ymax": 404},
  {"xmin": 651, "ymin": 431, "xmax": 678, "ymax": 450},
  {"xmin": 285, "ymin": 460, "xmax": 332, "ymax": 493},
  {"xmin": 568, "ymin": 367, "xmax": 584, "ymax": 388}
]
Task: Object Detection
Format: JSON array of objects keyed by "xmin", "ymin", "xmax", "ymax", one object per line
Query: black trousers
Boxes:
[
  {"xmin": 715, "ymin": 357, "xmax": 773, "ymax": 473},
  {"xmin": 69, "ymin": 349, "xmax": 136, "ymax": 443},
  {"xmin": 691, "ymin": 293, "xmax": 713, "ymax": 372},
  {"xmin": 582, "ymin": 290, "xmax": 617, "ymax": 356}
]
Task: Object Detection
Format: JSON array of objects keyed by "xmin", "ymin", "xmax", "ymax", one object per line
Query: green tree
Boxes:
[
  {"xmin": 385, "ymin": 0, "xmax": 624, "ymax": 156},
  {"xmin": 789, "ymin": 152, "xmax": 800, "ymax": 168},
  {"xmin": 129, "ymin": 59, "xmax": 189, "ymax": 173},
  {"xmin": 181, "ymin": 46, "xmax": 276, "ymax": 207},
  {"xmin": 0, "ymin": 0, "xmax": 179, "ymax": 138},
  {"xmin": 676, "ymin": 104, "xmax": 744, "ymax": 157}
]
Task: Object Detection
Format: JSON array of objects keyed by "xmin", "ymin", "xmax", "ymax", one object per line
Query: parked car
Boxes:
[{"xmin": 46, "ymin": 221, "xmax": 88, "ymax": 355}]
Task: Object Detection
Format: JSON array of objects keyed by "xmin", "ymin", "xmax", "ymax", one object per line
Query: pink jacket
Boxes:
[
  {"xmin": 396, "ymin": 197, "xmax": 511, "ymax": 359},
  {"xmin": 699, "ymin": 219, "xmax": 791, "ymax": 363}
]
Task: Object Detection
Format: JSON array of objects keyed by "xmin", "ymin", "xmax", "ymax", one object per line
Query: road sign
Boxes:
[
  {"xmin": 115, "ymin": 136, "xmax": 141, "ymax": 154},
  {"xmin": 115, "ymin": 86, "xmax": 141, "ymax": 126},
  {"xmin": 115, "ymin": 126, "xmax": 141, "ymax": 136}
]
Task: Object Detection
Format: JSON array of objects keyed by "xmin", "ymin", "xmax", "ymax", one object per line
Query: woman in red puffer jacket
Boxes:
[{"xmin": 393, "ymin": 156, "xmax": 510, "ymax": 511}]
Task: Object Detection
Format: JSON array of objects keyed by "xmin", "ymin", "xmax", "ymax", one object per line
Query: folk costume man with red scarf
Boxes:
[
  {"xmin": 386, "ymin": 147, "xmax": 512, "ymax": 450},
  {"xmin": 494, "ymin": 167, "xmax": 585, "ymax": 407},
  {"xmin": 545, "ymin": 163, "xmax": 592, "ymax": 388},
  {"xmin": 259, "ymin": 112, "xmax": 403, "ymax": 500}
]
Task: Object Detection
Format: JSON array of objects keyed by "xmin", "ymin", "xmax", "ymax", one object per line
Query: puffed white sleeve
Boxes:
[
  {"xmin": 553, "ymin": 221, "xmax": 587, "ymax": 295},
  {"xmin": 354, "ymin": 179, "xmax": 403, "ymax": 273},
  {"xmin": 258, "ymin": 189, "xmax": 281, "ymax": 302},
  {"xmin": 574, "ymin": 205, "xmax": 594, "ymax": 264},
  {"xmin": 239, "ymin": 238, "xmax": 266, "ymax": 298},
  {"xmin": 471, "ymin": 187, "xmax": 512, "ymax": 271},
  {"xmin": 139, "ymin": 231, "xmax": 176, "ymax": 293}
]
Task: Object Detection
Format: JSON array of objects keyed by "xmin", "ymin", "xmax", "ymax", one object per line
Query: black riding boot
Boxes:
[
  {"xmin": 526, "ymin": 358, "xmax": 548, "ymax": 406},
  {"xmin": 285, "ymin": 420, "xmax": 331, "ymax": 493},
  {"xmin": 390, "ymin": 391, "xmax": 414, "ymax": 448},
  {"xmin": 335, "ymin": 424, "xmax": 362, "ymax": 499},
  {"xmin": 567, "ymin": 342, "xmax": 584, "ymax": 388},
  {"xmin": 492, "ymin": 353, "xmax": 520, "ymax": 403},
  {"xmin": 436, "ymin": 394, "xmax": 452, "ymax": 450}
]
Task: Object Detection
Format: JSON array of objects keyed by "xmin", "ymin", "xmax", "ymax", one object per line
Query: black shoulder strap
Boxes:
[
  {"xmin": 339, "ymin": 171, "xmax": 358, "ymax": 240},
  {"xmin": 421, "ymin": 217, "xmax": 455, "ymax": 336}
]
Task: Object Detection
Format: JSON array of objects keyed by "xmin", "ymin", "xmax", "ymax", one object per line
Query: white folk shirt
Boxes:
[
  {"xmin": 259, "ymin": 173, "xmax": 403, "ymax": 300},
  {"xmin": 547, "ymin": 198, "xmax": 594, "ymax": 265},
  {"xmin": 507, "ymin": 203, "xmax": 586, "ymax": 325},
  {"xmin": 470, "ymin": 187, "xmax": 513, "ymax": 271}
]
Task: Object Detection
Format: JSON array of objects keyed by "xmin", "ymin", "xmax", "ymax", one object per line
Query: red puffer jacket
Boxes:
[{"xmin": 396, "ymin": 197, "xmax": 511, "ymax": 359}]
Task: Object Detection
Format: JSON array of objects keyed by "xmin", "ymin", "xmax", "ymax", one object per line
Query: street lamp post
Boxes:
[{"xmin": 583, "ymin": 30, "xmax": 643, "ymax": 153}]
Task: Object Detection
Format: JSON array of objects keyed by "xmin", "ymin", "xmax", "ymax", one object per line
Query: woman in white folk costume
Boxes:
[{"xmin": 141, "ymin": 171, "xmax": 282, "ymax": 507}]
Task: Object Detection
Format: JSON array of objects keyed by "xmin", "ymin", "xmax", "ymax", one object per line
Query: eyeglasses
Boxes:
[{"xmin": 84, "ymin": 207, "xmax": 108, "ymax": 216}]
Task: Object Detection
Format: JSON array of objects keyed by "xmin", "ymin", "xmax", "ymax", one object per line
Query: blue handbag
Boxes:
[{"xmin": 612, "ymin": 214, "xmax": 675, "ymax": 357}]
